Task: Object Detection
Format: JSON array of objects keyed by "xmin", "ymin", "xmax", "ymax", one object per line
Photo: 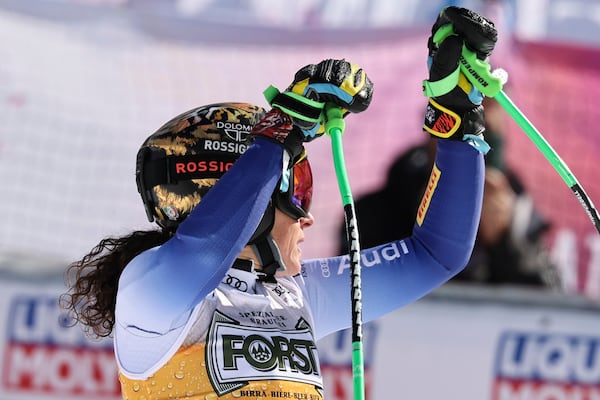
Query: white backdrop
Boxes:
[
  {"xmin": 0, "ymin": 6, "xmax": 429, "ymax": 262},
  {"xmin": 5, "ymin": 1, "xmax": 600, "ymax": 297}
]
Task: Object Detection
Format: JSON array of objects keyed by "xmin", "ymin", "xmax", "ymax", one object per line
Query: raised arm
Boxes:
[{"xmin": 300, "ymin": 7, "xmax": 498, "ymax": 340}]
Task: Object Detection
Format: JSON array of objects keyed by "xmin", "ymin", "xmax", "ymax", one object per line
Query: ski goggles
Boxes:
[{"xmin": 274, "ymin": 153, "xmax": 313, "ymax": 220}]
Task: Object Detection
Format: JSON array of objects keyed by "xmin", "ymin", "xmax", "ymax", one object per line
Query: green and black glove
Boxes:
[{"xmin": 422, "ymin": 6, "xmax": 498, "ymax": 142}]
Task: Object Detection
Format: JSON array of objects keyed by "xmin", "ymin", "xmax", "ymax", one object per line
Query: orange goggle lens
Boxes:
[{"xmin": 275, "ymin": 156, "xmax": 313, "ymax": 219}]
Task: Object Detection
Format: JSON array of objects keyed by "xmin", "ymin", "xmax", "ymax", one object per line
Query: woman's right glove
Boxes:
[
  {"xmin": 422, "ymin": 6, "xmax": 497, "ymax": 142},
  {"xmin": 250, "ymin": 58, "xmax": 373, "ymax": 159}
]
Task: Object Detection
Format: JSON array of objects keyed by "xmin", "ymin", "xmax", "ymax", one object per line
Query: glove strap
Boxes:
[
  {"xmin": 263, "ymin": 85, "xmax": 324, "ymax": 123},
  {"xmin": 432, "ymin": 23, "xmax": 456, "ymax": 46},
  {"xmin": 422, "ymin": 67, "xmax": 461, "ymax": 98}
]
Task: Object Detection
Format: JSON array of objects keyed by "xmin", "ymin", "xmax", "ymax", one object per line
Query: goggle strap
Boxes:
[{"xmin": 140, "ymin": 154, "xmax": 238, "ymax": 188}]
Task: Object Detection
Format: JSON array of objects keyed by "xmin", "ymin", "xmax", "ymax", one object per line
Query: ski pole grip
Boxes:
[{"xmin": 325, "ymin": 105, "xmax": 345, "ymax": 136}]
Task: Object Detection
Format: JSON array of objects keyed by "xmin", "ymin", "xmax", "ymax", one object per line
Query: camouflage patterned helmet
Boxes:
[{"xmin": 136, "ymin": 102, "xmax": 267, "ymax": 231}]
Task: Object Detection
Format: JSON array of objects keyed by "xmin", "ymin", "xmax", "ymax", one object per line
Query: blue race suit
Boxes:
[{"xmin": 115, "ymin": 137, "xmax": 484, "ymax": 399}]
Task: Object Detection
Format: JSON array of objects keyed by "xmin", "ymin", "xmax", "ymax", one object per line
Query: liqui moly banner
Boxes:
[
  {"xmin": 0, "ymin": 282, "xmax": 120, "ymax": 400},
  {"xmin": 494, "ymin": 331, "xmax": 600, "ymax": 399}
]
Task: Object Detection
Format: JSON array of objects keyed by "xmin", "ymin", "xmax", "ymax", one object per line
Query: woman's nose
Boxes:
[{"xmin": 300, "ymin": 212, "xmax": 315, "ymax": 228}]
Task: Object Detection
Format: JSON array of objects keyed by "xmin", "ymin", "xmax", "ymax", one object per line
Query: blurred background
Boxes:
[{"xmin": 1, "ymin": 0, "xmax": 600, "ymax": 399}]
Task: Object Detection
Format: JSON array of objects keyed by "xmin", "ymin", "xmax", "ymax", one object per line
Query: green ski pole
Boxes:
[
  {"xmin": 325, "ymin": 105, "xmax": 365, "ymax": 400},
  {"xmin": 457, "ymin": 46, "xmax": 600, "ymax": 235},
  {"xmin": 492, "ymin": 90, "xmax": 600, "ymax": 234}
]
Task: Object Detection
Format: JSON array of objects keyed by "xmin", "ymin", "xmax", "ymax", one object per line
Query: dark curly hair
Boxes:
[{"xmin": 61, "ymin": 229, "xmax": 172, "ymax": 338}]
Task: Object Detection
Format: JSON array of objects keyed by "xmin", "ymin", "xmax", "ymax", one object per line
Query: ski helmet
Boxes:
[{"xmin": 135, "ymin": 102, "xmax": 267, "ymax": 231}]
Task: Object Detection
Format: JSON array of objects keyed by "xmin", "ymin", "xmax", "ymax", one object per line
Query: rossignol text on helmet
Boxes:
[{"xmin": 136, "ymin": 102, "xmax": 267, "ymax": 231}]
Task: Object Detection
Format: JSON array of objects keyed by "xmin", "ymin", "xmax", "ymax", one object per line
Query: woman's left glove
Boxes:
[{"xmin": 250, "ymin": 58, "xmax": 374, "ymax": 159}]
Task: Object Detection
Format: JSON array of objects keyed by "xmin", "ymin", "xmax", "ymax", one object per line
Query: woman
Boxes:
[{"xmin": 63, "ymin": 7, "xmax": 497, "ymax": 399}]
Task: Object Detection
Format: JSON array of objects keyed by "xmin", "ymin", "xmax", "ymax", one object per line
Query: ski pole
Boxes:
[
  {"xmin": 492, "ymin": 89, "xmax": 600, "ymax": 235},
  {"xmin": 457, "ymin": 47, "xmax": 600, "ymax": 235},
  {"xmin": 325, "ymin": 105, "xmax": 365, "ymax": 400}
]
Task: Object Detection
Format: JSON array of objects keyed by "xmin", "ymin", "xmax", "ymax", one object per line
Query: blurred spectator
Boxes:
[{"xmin": 338, "ymin": 98, "xmax": 561, "ymax": 289}]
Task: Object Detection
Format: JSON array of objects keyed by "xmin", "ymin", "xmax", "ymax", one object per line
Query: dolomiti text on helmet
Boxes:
[{"xmin": 135, "ymin": 102, "xmax": 267, "ymax": 231}]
